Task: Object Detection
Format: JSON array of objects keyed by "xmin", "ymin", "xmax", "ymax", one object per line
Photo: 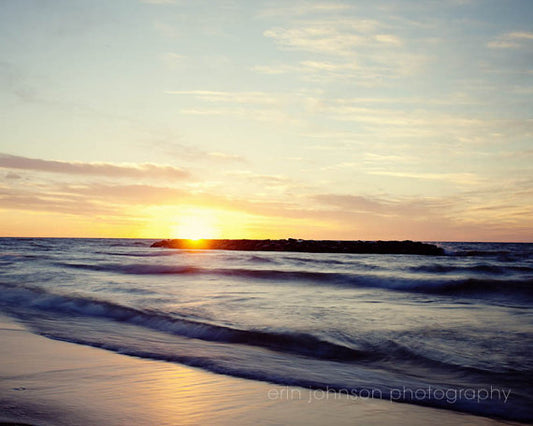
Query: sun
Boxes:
[
  {"xmin": 171, "ymin": 209, "xmax": 219, "ymax": 240},
  {"xmin": 141, "ymin": 205, "xmax": 254, "ymax": 240}
]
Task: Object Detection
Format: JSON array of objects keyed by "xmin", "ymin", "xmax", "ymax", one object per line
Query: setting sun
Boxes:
[{"xmin": 170, "ymin": 208, "xmax": 219, "ymax": 240}]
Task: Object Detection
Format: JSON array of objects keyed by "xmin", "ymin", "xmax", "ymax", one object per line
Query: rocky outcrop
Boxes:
[{"xmin": 151, "ymin": 238, "xmax": 444, "ymax": 255}]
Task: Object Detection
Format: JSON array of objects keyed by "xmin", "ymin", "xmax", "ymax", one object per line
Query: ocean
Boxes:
[{"xmin": 0, "ymin": 238, "xmax": 531, "ymax": 423}]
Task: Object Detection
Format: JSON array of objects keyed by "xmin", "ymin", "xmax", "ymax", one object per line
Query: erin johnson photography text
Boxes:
[{"xmin": 267, "ymin": 386, "xmax": 512, "ymax": 405}]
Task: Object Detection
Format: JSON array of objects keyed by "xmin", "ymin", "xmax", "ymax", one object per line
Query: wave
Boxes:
[
  {"xmin": 247, "ymin": 255, "xmax": 277, "ymax": 264},
  {"xmin": 57, "ymin": 261, "xmax": 356, "ymax": 282},
  {"xmin": 60, "ymin": 262, "xmax": 201, "ymax": 275},
  {"xmin": 1, "ymin": 282, "xmax": 530, "ymax": 422},
  {"xmin": 450, "ymin": 250, "xmax": 512, "ymax": 257},
  {"xmin": 285, "ymin": 256, "xmax": 349, "ymax": 265},
  {"xmin": 0, "ymin": 283, "xmax": 365, "ymax": 362},
  {"xmin": 56, "ymin": 261, "xmax": 533, "ymax": 300},
  {"xmin": 93, "ymin": 250, "xmax": 183, "ymax": 257},
  {"xmin": 446, "ymin": 247, "xmax": 532, "ymax": 261},
  {"xmin": 284, "ymin": 256, "xmax": 380, "ymax": 270},
  {"xmin": 107, "ymin": 240, "xmax": 150, "ymax": 247},
  {"xmin": 27, "ymin": 330, "xmax": 531, "ymax": 423},
  {"xmin": 429, "ymin": 278, "xmax": 533, "ymax": 297},
  {"xmin": 409, "ymin": 263, "xmax": 533, "ymax": 275},
  {"xmin": 2, "ymin": 282, "xmax": 529, "ymax": 380}
]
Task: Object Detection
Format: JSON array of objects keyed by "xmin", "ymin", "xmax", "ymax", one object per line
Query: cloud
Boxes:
[
  {"xmin": 140, "ymin": 0, "xmax": 176, "ymax": 4},
  {"xmin": 225, "ymin": 171, "xmax": 294, "ymax": 188},
  {"xmin": 0, "ymin": 180, "xmax": 299, "ymax": 222},
  {"xmin": 305, "ymin": 191, "xmax": 533, "ymax": 241},
  {"xmin": 312, "ymin": 193, "xmax": 454, "ymax": 217},
  {"xmin": 207, "ymin": 152, "xmax": 246, "ymax": 162},
  {"xmin": 0, "ymin": 154, "xmax": 189, "ymax": 180},
  {"xmin": 0, "ymin": 61, "xmax": 40, "ymax": 103},
  {"xmin": 165, "ymin": 90, "xmax": 281, "ymax": 105},
  {"xmin": 166, "ymin": 90, "xmax": 303, "ymax": 123},
  {"xmin": 262, "ymin": 17, "xmax": 403, "ymax": 57},
  {"xmin": 313, "ymin": 194, "xmax": 391, "ymax": 213},
  {"xmin": 374, "ymin": 34, "xmax": 402, "ymax": 46},
  {"xmin": 2, "ymin": 174, "xmax": 531, "ymax": 241},
  {"xmin": 0, "ymin": 186, "xmax": 121, "ymax": 217},
  {"xmin": 264, "ymin": 26, "xmax": 363, "ymax": 56},
  {"xmin": 60, "ymin": 183, "xmax": 188, "ymax": 205},
  {"xmin": 299, "ymin": 60, "xmax": 358, "ymax": 71},
  {"xmin": 5, "ymin": 172, "xmax": 22, "ymax": 180},
  {"xmin": 142, "ymin": 140, "xmax": 246, "ymax": 164},
  {"xmin": 177, "ymin": 105, "xmax": 301, "ymax": 125},
  {"xmin": 252, "ymin": 64, "xmax": 298, "ymax": 75},
  {"xmin": 362, "ymin": 153, "xmax": 416, "ymax": 165},
  {"xmin": 153, "ymin": 20, "xmax": 181, "ymax": 38},
  {"xmin": 254, "ymin": 56, "xmax": 422, "ymax": 86},
  {"xmin": 258, "ymin": 3, "xmax": 355, "ymax": 18},
  {"xmin": 488, "ymin": 31, "xmax": 533, "ymax": 49},
  {"xmin": 366, "ymin": 170, "xmax": 483, "ymax": 186},
  {"xmin": 257, "ymin": 15, "xmax": 426, "ymax": 85},
  {"xmin": 304, "ymin": 100, "xmax": 533, "ymax": 141},
  {"xmin": 161, "ymin": 52, "xmax": 187, "ymax": 68}
]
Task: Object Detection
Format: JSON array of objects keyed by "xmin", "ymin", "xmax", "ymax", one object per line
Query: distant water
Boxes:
[{"xmin": 0, "ymin": 238, "xmax": 531, "ymax": 422}]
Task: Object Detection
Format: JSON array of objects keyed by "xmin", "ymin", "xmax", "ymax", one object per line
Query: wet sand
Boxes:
[{"xmin": 0, "ymin": 315, "xmax": 517, "ymax": 425}]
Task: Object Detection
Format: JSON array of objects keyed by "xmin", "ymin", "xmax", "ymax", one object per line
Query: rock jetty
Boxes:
[{"xmin": 151, "ymin": 238, "xmax": 444, "ymax": 255}]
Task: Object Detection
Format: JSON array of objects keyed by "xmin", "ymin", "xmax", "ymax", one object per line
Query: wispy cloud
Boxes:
[
  {"xmin": 263, "ymin": 25, "xmax": 402, "ymax": 56},
  {"xmin": 152, "ymin": 20, "xmax": 181, "ymax": 38},
  {"xmin": 2, "ymin": 173, "xmax": 531, "ymax": 241},
  {"xmin": 362, "ymin": 153, "xmax": 416, "ymax": 165},
  {"xmin": 256, "ymin": 13, "xmax": 427, "ymax": 85},
  {"xmin": 142, "ymin": 139, "xmax": 246, "ymax": 164},
  {"xmin": 312, "ymin": 192, "xmax": 458, "ymax": 218},
  {"xmin": 178, "ymin": 107, "xmax": 298, "ymax": 124},
  {"xmin": 160, "ymin": 52, "xmax": 187, "ymax": 68},
  {"xmin": 366, "ymin": 170, "xmax": 484, "ymax": 186},
  {"xmin": 0, "ymin": 186, "xmax": 121, "ymax": 217},
  {"xmin": 313, "ymin": 193, "xmax": 392, "ymax": 214},
  {"xmin": 253, "ymin": 60, "xmax": 365, "ymax": 82},
  {"xmin": 166, "ymin": 90, "xmax": 280, "ymax": 105},
  {"xmin": 488, "ymin": 31, "xmax": 533, "ymax": 49},
  {"xmin": 258, "ymin": 3, "xmax": 355, "ymax": 18},
  {"xmin": 207, "ymin": 152, "xmax": 246, "ymax": 162},
  {"xmin": 140, "ymin": 0, "xmax": 176, "ymax": 4},
  {"xmin": 304, "ymin": 100, "xmax": 533, "ymax": 141},
  {"xmin": 0, "ymin": 154, "xmax": 189, "ymax": 180},
  {"xmin": 168, "ymin": 90, "xmax": 304, "ymax": 124},
  {"xmin": 4, "ymin": 171, "xmax": 22, "ymax": 180},
  {"xmin": 310, "ymin": 189, "xmax": 533, "ymax": 241},
  {"xmin": 59, "ymin": 183, "xmax": 188, "ymax": 205},
  {"xmin": 225, "ymin": 171, "xmax": 294, "ymax": 188},
  {"xmin": 0, "ymin": 61, "xmax": 40, "ymax": 103},
  {"xmin": 0, "ymin": 180, "xmax": 299, "ymax": 221}
]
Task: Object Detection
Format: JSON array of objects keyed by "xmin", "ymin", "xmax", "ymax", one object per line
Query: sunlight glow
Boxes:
[
  {"xmin": 170, "ymin": 208, "xmax": 219, "ymax": 240},
  {"xmin": 137, "ymin": 204, "xmax": 334, "ymax": 240}
]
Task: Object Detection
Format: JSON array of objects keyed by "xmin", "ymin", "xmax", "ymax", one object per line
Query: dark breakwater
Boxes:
[{"xmin": 151, "ymin": 238, "xmax": 445, "ymax": 255}]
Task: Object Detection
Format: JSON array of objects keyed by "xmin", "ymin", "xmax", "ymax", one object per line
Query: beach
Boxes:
[
  {"xmin": 0, "ymin": 315, "xmax": 518, "ymax": 426},
  {"xmin": 0, "ymin": 238, "xmax": 531, "ymax": 424}
]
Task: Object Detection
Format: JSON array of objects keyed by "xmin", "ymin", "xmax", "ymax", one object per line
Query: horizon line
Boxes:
[{"xmin": 0, "ymin": 236, "xmax": 531, "ymax": 244}]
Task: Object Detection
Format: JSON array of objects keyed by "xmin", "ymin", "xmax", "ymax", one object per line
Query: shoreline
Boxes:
[{"xmin": 0, "ymin": 314, "xmax": 519, "ymax": 426}]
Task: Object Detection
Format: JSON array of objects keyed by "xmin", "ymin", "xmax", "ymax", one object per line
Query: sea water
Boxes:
[{"xmin": 0, "ymin": 238, "xmax": 531, "ymax": 422}]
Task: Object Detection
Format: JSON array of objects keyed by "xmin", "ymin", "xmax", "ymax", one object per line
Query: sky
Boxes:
[{"xmin": 0, "ymin": 0, "xmax": 532, "ymax": 241}]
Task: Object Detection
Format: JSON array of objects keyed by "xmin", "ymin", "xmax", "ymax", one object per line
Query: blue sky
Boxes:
[{"xmin": 0, "ymin": 0, "xmax": 532, "ymax": 240}]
